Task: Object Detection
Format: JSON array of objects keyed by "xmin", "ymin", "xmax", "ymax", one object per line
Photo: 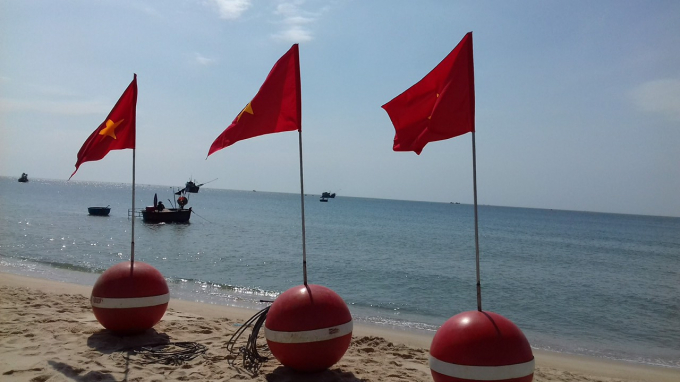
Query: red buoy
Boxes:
[
  {"xmin": 91, "ymin": 261, "xmax": 169, "ymax": 334},
  {"xmin": 265, "ymin": 284, "xmax": 353, "ymax": 372},
  {"xmin": 430, "ymin": 310, "xmax": 534, "ymax": 382}
]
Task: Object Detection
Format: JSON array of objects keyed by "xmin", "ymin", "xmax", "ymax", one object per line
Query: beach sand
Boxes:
[{"xmin": 1, "ymin": 272, "xmax": 677, "ymax": 382}]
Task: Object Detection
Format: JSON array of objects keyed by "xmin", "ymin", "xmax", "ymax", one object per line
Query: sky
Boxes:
[{"xmin": 1, "ymin": 0, "xmax": 679, "ymax": 217}]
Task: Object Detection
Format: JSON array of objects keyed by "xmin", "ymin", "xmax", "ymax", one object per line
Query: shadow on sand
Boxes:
[
  {"xmin": 48, "ymin": 360, "xmax": 118, "ymax": 382},
  {"xmin": 265, "ymin": 365, "xmax": 363, "ymax": 382},
  {"xmin": 86, "ymin": 328, "xmax": 170, "ymax": 354}
]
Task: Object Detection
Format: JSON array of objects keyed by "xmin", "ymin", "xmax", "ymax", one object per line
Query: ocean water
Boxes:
[{"xmin": 0, "ymin": 176, "xmax": 678, "ymax": 368}]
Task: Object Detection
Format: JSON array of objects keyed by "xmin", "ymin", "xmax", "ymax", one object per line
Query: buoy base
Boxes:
[
  {"xmin": 265, "ymin": 284, "xmax": 353, "ymax": 372},
  {"xmin": 430, "ymin": 310, "xmax": 534, "ymax": 382},
  {"xmin": 91, "ymin": 261, "xmax": 169, "ymax": 334},
  {"xmin": 267, "ymin": 335, "xmax": 352, "ymax": 372}
]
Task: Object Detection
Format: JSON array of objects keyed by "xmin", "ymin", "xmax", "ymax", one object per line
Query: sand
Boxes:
[{"xmin": 1, "ymin": 272, "xmax": 677, "ymax": 382}]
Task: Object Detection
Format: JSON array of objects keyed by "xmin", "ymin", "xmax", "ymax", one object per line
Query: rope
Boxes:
[
  {"xmin": 189, "ymin": 208, "xmax": 212, "ymax": 223},
  {"xmin": 226, "ymin": 304, "xmax": 271, "ymax": 373},
  {"xmin": 122, "ymin": 342, "xmax": 207, "ymax": 366}
]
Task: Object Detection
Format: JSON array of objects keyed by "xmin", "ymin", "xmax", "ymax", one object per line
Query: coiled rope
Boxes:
[
  {"xmin": 226, "ymin": 304, "xmax": 271, "ymax": 373},
  {"xmin": 123, "ymin": 342, "xmax": 207, "ymax": 366}
]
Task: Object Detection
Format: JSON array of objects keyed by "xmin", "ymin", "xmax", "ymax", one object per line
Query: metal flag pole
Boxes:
[
  {"xmin": 298, "ymin": 130, "xmax": 308, "ymax": 285},
  {"xmin": 130, "ymin": 148, "xmax": 136, "ymax": 271},
  {"xmin": 471, "ymin": 131, "xmax": 481, "ymax": 311}
]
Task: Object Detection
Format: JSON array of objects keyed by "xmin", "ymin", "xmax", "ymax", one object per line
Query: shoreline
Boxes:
[{"xmin": 1, "ymin": 272, "xmax": 678, "ymax": 382}]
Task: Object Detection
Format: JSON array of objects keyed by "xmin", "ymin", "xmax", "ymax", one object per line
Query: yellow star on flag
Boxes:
[
  {"xmin": 427, "ymin": 93, "xmax": 440, "ymax": 120},
  {"xmin": 237, "ymin": 102, "xmax": 254, "ymax": 122},
  {"xmin": 99, "ymin": 119, "xmax": 124, "ymax": 139}
]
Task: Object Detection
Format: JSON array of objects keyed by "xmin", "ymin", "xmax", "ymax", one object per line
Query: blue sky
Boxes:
[{"xmin": 1, "ymin": 0, "xmax": 679, "ymax": 217}]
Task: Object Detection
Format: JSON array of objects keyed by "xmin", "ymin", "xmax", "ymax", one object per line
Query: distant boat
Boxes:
[
  {"xmin": 18, "ymin": 173, "xmax": 28, "ymax": 183},
  {"xmin": 185, "ymin": 180, "xmax": 200, "ymax": 193},
  {"xmin": 319, "ymin": 197, "xmax": 328, "ymax": 202},
  {"xmin": 175, "ymin": 178, "xmax": 217, "ymax": 194},
  {"xmin": 88, "ymin": 206, "xmax": 111, "ymax": 216},
  {"xmin": 321, "ymin": 191, "xmax": 336, "ymax": 198}
]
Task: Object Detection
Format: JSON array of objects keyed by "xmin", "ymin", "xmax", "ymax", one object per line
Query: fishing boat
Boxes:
[
  {"xmin": 141, "ymin": 191, "xmax": 192, "ymax": 223},
  {"xmin": 321, "ymin": 191, "xmax": 336, "ymax": 198},
  {"xmin": 141, "ymin": 206, "xmax": 192, "ymax": 223},
  {"xmin": 88, "ymin": 206, "xmax": 111, "ymax": 216},
  {"xmin": 176, "ymin": 178, "xmax": 217, "ymax": 194},
  {"xmin": 18, "ymin": 173, "xmax": 29, "ymax": 183},
  {"xmin": 185, "ymin": 180, "xmax": 200, "ymax": 193}
]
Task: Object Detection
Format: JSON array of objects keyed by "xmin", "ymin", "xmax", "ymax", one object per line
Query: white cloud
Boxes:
[
  {"xmin": 271, "ymin": 1, "xmax": 321, "ymax": 43},
  {"xmin": 195, "ymin": 53, "xmax": 217, "ymax": 66},
  {"xmin": 209, "ymin": 0, "xmax": 252, "ymax": 20},
  {"xmin": 273, "ymin": 25, "xmax": 313, "ymax": 43},
  {"xmin": 283, "ymin": 15, "xmax": 315, "ymax": 25},
  {"xmin": 204, "ymin": 0, "xmax": 323, "ymax": 42},
  {"xmin": 630, "ymin": 78, "xmax": 680, "ymax": 122}
]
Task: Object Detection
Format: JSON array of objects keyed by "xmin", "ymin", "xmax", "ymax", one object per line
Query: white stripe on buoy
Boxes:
[
  {"xmin": 90, "ymin": 293, "xmax": 170, "ymax": 309},
  {"xmin": 429, "ymin": 356, "xmax": 535, "ymax": 381},
  {"xmin": 265, "ymin": 320, "xmax": 353, "ymax": 344}
]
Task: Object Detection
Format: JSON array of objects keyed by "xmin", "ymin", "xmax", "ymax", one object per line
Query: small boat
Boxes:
[
  {"xmin": 88, "ymin": 206, "xmax": 111, "ymax": 216},
  {"xmin": 141, "ymin": 192, "xmax": 192, "ymax": 223},
  {"xmin": 18, "ymin": 173, "xmax": 29, "ymax": 183},
  {"xmin": 320, "ymin": 197, "xmax": 328, "ymax": 202},
  {"xmin": 142, "ymin": 207, "xmax": 192, "ymax": 223},
  {"xmin": 321, "ymin": 191, "xmax": 336, "ymax": 198}
]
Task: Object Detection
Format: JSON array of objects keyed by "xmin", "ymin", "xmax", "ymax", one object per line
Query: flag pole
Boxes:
[
  {"xmin": 297, "ymin": 130, "xmax": 308, "ymax": 285},
  {"xmin": 471, "ymin": 131, "xmax": 481, "ymax": 311},
  {"xmin": 130, "ymin": 148, "xmax": 136, "ymax": 271}
]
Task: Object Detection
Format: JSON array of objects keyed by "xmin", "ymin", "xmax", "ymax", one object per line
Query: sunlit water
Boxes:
[{"xmin": 1, "ymin": 176, "xmax": 678, "ymax": 368}]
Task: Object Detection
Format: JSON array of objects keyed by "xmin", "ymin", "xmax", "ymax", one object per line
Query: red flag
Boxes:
[
  {"xmin": 70, "ymin": 74, "xmax": 137, "ymax": 179},
  {"xmin": 207, "ymin": 44, "xmax": 301, "ymax": 157},
  {"xmin": 382, "ymin": 32, "xmax": 475, "ymax": 155}
]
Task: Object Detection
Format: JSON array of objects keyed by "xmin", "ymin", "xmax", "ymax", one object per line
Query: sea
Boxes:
[{"xmin": 1, "ymin": 176, "xmax": 678, "ymax": 369}]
